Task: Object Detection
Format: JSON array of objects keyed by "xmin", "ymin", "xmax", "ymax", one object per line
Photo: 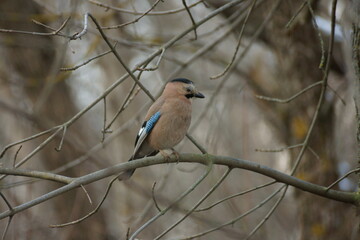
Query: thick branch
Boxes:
[
  {"xmin": 0, "ymin": 153, "xmax": 357, "ymax": 220},
  {"xmin": 0, "ymin": 168, "xmax": 73, "ymax": 184}
]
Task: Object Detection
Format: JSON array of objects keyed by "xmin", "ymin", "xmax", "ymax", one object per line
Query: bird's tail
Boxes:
[
  {"xmin": 117, "ymin": 169, "xmax": 135, "ymax": 181},
  {"xmin": 117, "ymin": 158, "xmax": 135, "ymax": 181},
  {"xmin": 117, "ymin": 151, "xmax": 158, "ymax": 181}
]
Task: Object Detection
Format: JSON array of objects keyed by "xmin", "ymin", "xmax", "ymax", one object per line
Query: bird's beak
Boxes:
[{"xmin": 194, "ymin": 91, "xmax": 205, "ymax": 98}]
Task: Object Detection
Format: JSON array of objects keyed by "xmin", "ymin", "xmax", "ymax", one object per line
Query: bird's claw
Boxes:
[
  {"xmin": 170, "ymin": 149, "xmax": 180, "ymax": 164},
  {"xmin": 160, "ymin": 149, "xmax": 180, "ymax": 163},
  {"xmin": 160, "ymin": 150, "xmax": 171, "ymax": 163}
]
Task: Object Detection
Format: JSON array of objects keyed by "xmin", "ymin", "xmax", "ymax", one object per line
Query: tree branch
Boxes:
[{"xmin": 0, "ymin": 153, "xmax": 357, "ymax": 220}]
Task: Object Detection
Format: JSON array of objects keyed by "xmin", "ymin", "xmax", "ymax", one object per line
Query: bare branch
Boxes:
[
  {"xmin": 101, "ymin": 97, "xmax": 107, "ymax": 142},
  {"xmin": 152, "ymin": 182, "xmax": 162, "ymax": 212},
  {"xmin": 210, "ymin": 0, "xmax": 258, "ymax": 79},
  {"xmin": 154, "ymin": 167, "xmax": 231, "ymax": 239},
  {"xmin": 49, "ymin": 175, "xmax": 119, "ymax": 228},
  {"xmin": 245, "ymin": 185, "xmax": 288, "ymax": 239},
  {"xmin": 60, "ymin": 49, "xmax": 113, "ymax": 72},
  {"xmin": 256, "ymin": 81, "xmax": 322, "ymax": 103},
  {"xmin": 0, "ymin": 153, "xmax": 357, "ymax": 221},
  {"xmin": 71, "ymin": 13, "xmax": 89, "ymax": 39},
  {"xmin": 0, "ymin": 192, "xmax": 13, "ymax": 240},
  {"xmin": 129, "ymin": 161, "xmax": 214, "ymax": 240},
  {"xmin": 285, "ymin": 1, "xmax": 307, "ymax": 29},
  {"xmin": 195, "ymin": 181, "xmax": 276, "ymax": 212},
  {"xmin": 0, "ymin": 168, "xmax": 73, "ymax": 184},
  {"xmin": 31, "ymin": 16, "xmax": 70, "ymax": 35},
  {"xmin": 80, "ymin": 185, "xmax": 93, "ymax": 205},
  {"xmin": 0, "ymin": 17, "xmax": 71, "ymax": 38},
  {"xmin": 13, "ymin": 145, "xmax": 22, "ymax": 167},
  {"xmin": 255, "ymin": 143, "xmax": 320, "ymax": 160},
  {"xmin": 88, "ymin": 0, "xmax": 204, "ymax": 16},
  {"xmin": 178, "ymin": 185, "xmax": 286, "ymax": 239},
  {"xmin": 101, "ymin": 0, "xmax": 163, "ymax": 30},
  {"xmin": 182, "ymin": 0, "xmax": 198, "ymax": 40},
  {"xmin": 1, "ymin": 0, "xmax": 245, "ymax": 169},
  {"xmin": 289, "ymin": 0, "xmax": 338, "ymax": 175},
  {"xmin": 0, "ymin": 126, "xmax": 60, "ymax": 158},
  {"xmin": 55, "ymin": 126, "xmax": 67, "ymax": 152},
  {"xmin": 136, "ymin": 48, "xmax": 165, "ymax": 72},
  {"xmin": 326, "ymin": 168, "xmax": 360, "ymax": 191}
]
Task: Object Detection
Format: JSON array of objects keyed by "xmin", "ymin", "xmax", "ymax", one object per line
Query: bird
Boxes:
[{"xmin": 118, "ymin": 78, "xmax": 205, "ymax": 180}]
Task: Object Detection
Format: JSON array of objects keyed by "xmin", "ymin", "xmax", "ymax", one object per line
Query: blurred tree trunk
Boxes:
[
  {"xmin": 0, "ymin": 0, "xmax": 107, "ymax": 239},
  {"xmin": 208, "ymin": 0, "xmax": 357, "ymax": 239},
  {"xmin": 352, "ymin": 0, "xmax": 360, "ymax": 193}
]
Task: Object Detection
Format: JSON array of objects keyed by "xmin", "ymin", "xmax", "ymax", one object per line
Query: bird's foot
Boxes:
[
  {"xmin": 160, "ymin": 150, "xmax": 172, "ymax": 163},
  {"xmin": 160, "ymin": 149, "xmax": 180, "ymax": 163},
  {"xmin": 170, "ymin": 148, "xmax": 180, "ymax": 164}
]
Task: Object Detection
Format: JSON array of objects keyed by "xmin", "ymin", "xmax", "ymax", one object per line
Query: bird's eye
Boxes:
[{"xmin": 186, "ymin": 88, "xmax": 191, "ymax": 92}]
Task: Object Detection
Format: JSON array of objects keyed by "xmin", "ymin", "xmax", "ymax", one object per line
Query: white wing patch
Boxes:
[{"xmin": 132, "ymin": 111, "xmax": 161, "ymax": 156}]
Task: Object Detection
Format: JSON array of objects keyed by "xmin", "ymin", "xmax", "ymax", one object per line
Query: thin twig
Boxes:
[
  {"xmin": 210, "ymin": 0, "xmax": 257, "ymax": 79},
  {"xmin": 152, "ymin": 182, "xmax": 162, "ymax": 212},
  {"xmin": 306, "ymin": 0, "xmax": 326, "ymax": 70},
  {"xmin": 101, "ymin": 97, "xmax": 107, "ymax": 142},
  {"xmin": 245, "ymin": 185, "xmax": 288, "ymax": 239},
  {"xmin": 189, "ymin": 0, "xmax": 273, "ymax": 133},
  {"xmin": 104, "ymin": 83, "xmax": 138, "ymax": 132},
  {"xmin": 71, "ymin": 13, "xmax": 89, "ymax": 39},
  {"xmin": 136, "ymin": 48, "xmax": 166, "ymax": 71},
  {"xmin": 55, "ymin": 126, "xmax": 67, "ymax": 152},
  {"xmin": 50, "ymin": 175, "xmax": 119, "ymax": 228},
  {"xmin": 182, "ymin": 0, "xmax": 198, "ymax": 40},
  {"xmin": 195, "ymin": 180, "xmax": 276, "ymax": 212},
  {"xmin": 0, "ymin": 105, "xmax": 149, "ymax": 190},
  {"xmin": 2, "ymin": 0, "xmax": 244, "ymax": 170},
  {"xmin": 0, "ymin": 192, "xmax": 13, "ymax": 213},
  {"xmin": 290, "ymin": 0, "xmax": 338, "ymax": 175},
  {"xmin": 104, "ymin": 58, "xmax": 152, "ymax": 133},
  {"xmin": 80, "ymin": 184, "xmax": 93, "ymax": 205},
  {"xmin": 256, "ymin": 81, "xmax": 322, "ymax": 103},
  {"xmin": 0, "ymin": 128, "xmax": 63, "ymax": 181},
  {"xmin": 326, "ymin": 168, "xmax": 360, "ymax": 191},
  {"xmin": 0, "ymin": 126, "xmax": 60, "ymax": 158},
  {"xmin": 0, "ymin": 153, "xmax": 358, "ymax": 221},
  {"xmin": 0, "ymin": 192, "xmax": 13, "ymax": 240},
  {"xmin": 101, "ymin": 0, "xmax": 163, "ymax": 30},
  {"xmin": 60, "ymin": 49, "xmax": 112, "ymax": 71},
  {"xmin": 0, "ymin": 168, "xmax": 73, "ymax": 184},
  {"xmin": 13, "ymin": 145, "xmax": 22, "ymax": 167},
  {"xmin": 327, "ymin": 83, "xmax": 346, "ymax": 105},
  {"xmin": 32, "ymin": 16, "xmax": 70, "ymax": 35},
  {"xmin": 177, "ymin": 185, "xmax": 286, "ymax": 240},
  {"xmin": 285, "ymin": 1, "xmax": 307, "ymax": 29},
  {"xmin": 132, "ymin": 164, "xmax": 174, "ymax": 227},
  {"xmin": 88, "ymin": 0, "xmax": 204, "ymax": 16},
  {"xmin": 129, "ymin": 161, "xmax": 214, "ymax": 240},
  {"xmin": 155, "ymin": 167, "xmax": 231, "ymax": 239},
  {"xmin": 1, "ymin": 216, "xmax": 12, "ymax": 240},
  {"xmin": 255, "ymin": 143, "xmax": 320, "ymax": 160},
  {"xmin": 87, "ymin": 13, "xmax": 155, "ymax": 101},
  {"xmin": 0, "ymin": 17, "xmax": 71, "ymax": 38}
]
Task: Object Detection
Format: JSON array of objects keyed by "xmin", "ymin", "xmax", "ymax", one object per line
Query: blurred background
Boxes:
[{"xmin": 0, "ymin": 0, "xmax": 359, "ymax": 239}]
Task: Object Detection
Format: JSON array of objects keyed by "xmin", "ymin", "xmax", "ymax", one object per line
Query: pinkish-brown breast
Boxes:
[{"xmin": 147, "ymin": 96, "xmax": 192, "ymax": 150}]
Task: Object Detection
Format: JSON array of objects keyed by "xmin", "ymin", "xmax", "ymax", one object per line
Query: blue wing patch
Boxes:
[
  {"xmin": 145, "ymin": 111, "xmax": 161, "ymax": 133},
  {"xmin": 135, "ymin": 111, "xmax": 161, "ymax": 146}
]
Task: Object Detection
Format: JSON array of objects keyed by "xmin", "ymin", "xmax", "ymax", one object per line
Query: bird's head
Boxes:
[{"xmin": 165, "ymin": 78, "xmax": 205, "ymax": 99}]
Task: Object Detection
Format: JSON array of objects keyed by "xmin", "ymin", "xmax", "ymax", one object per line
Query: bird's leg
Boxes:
[
  {"xmin": 160, "ymin": 149, "xmax": 180, "ymax": 163},
  {"xmin": 170, "ymin": 148, "xmax": 180, "ymax": 164},
  {"xmin": 160, "ymin": 150, "xmax": 171, "ymax": 163}
]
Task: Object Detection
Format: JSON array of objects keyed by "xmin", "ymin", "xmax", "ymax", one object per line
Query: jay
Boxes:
[{"xmin": 119, "ymin": 78, "xmax": 205, "ymax": 180}]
